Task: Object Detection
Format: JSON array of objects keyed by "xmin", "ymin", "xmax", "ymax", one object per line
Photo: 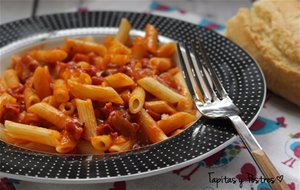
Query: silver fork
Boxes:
[{"xmin": 176, "ymin": 42, "xmax": 288, "ymax": 190}]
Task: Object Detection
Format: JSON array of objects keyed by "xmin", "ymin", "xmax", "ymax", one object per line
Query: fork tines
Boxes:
[{"xmin": 176, "ymin": 42, "xmax": 227, "ymax": 104}]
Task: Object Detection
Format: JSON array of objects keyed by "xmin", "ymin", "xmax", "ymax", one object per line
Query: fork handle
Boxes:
[{"xmin": 229, "ymin": 115, "xmax": 289, "ymax": 190}]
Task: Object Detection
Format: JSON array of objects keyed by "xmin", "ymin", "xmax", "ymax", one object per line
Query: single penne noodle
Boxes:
[
  {"xmin": 75, "ymin": 99, "xmax": 97, "ymax": 140},
  {"xmin": 1, "ymin": 126, "xmax": 56, "ymax": 153},
  {"xmin": 91, "ymin": 135, "xmax": 113, "ymax": 153},
  {"xmin": 33, "ymin": 66, "xmax": 52, "ymax": 99},
  {"xmin": 132, "ymin": 36, "xmax": 147, "ymax": 59},
  {"xmin": 174, "ymin": 72, "xmax": 195, "ymax": 111},
  {"xmin": 167, "ymin": 67, "xmax": 180, "ymax": 75},
  {"xmin": 174, "ymin": 71, "xmax": 190, "ymax": 95},
  {"xmin": 109, "ymin": 39, "xmax": 131, "ymax": 55},
  {"xmin": 4, "ymin": 120, "xmax": 62, "ymax": 147},
  {"xmin": 137, "ymin": 77, "xmax": 184, "ymax": 104},
  {"xmin": 149, "ymin": 57, "xmax": 172, "ymax": 72},
  {"xmin": 137, "ymin": 109, "xmax": 167, "ymax": 143},
  {"xmin": 0, "ymin": 126, "xmax": 28, "ymax": 145},
  {"xmin": 144, "ymin": 24, "xmax": 158, "ymax": 53},
  {"xmin": 3, "ymin": 69, "xmax": 20, "ymax": 89},
  {"xmin": 54, "ymin": 79, "xmax": 70, "ymax": 103},
  {"xmin": 30, "ymin": 49, "xmax": 67, "ymax": 63},
  {"xmin": 105, "ymin": 73, "xmax": 135, "ymax": 88},
  {"xmin": 67, "ymin": 80, "xmax": 124, "ymax": 104},
  {"xmin": 59, "ymin": 102, "xmax": 75, "ymax": 116},
  {"xmin": 144, "ymin": 100, "xmax": 176, "ymax": 115},
  {"xmin": 77, "ymin": 140, "xmax": 100, "ymax": 154},
  {"xmin": 129, "ymin": 86, "xmax": 145, "ymax": 114},
  {"xmin": 28, "ymin": 102, "xmax": 69, "ymax": 130},
  {"xmin": 115, "ymin": 18, "xmax": 131, "ymax": 44},
  {"xmin": 157, "ymin": 112, "xmax": 198, "ymax": 134},
  {"xmin": 0, "ymin": 130, "xmax": 56, "ymax": 153},
  {"xmin": 109, "ymin": 136, "xmax": 135, "ymax": 153},
  {"xmin": 24, "ymin": 87, "xmax": 41, "ymax": 109},
  {"xmin": 65, "ymin": 38, "xmax": 107, "ymax": 56},
  {"xmin": 156, "ymin": 42, "xmax": 177, "ymax": 57}
]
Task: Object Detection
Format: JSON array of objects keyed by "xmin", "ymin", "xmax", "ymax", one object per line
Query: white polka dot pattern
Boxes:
[{"xmin": 0, "ymin": 11, "xmax": 265, "ymax": 182}]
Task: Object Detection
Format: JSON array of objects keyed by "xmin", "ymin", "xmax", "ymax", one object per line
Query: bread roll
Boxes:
[{"xmin": 226, "ymin": 0, "xmax": 300, "ymax": 106}]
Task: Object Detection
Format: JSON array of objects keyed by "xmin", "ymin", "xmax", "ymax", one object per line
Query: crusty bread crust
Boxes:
[{"xmin": 226, "ymin": 0, "xmax": 300, "ymax": 106}]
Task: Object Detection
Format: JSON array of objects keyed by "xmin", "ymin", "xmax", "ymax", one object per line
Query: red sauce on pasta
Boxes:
[{"xmin": 0, "ymin": 18, "xmax": 198, "ymax": 154}]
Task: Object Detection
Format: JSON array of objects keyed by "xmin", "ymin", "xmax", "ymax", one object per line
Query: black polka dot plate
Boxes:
[{"xmin": 0, "ymin": 11, "xmax": 266, "ymax": 183}]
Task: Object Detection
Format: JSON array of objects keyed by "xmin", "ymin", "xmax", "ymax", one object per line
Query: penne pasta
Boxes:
[
  {"xmin": 174, "ymin": 72, "xmax": 195, "ymax": 111},
  {"xmin": 129, "ymin": 86, "xmax": 145, "ymax": 114},
  {"xmin": 157, "ymin": 112, "xmax": 198, "ymax": 134},
  {"xmin": 4, "ymin": 69, "xmax": 20, "ymax": 89},
  {"xmin": 110, "ymin": 54, "xmax": 131, "ymax": 66},
  {"xmin": 115, "ymin": 18, "xmax": 132, "ymax": 44},
  {"xmin": 33, "ymin": 66, "xmax": 52, "ymax": 99},
  {"xmin": 24, "ymin": 87, "xmax": 40, "ymax": 109},
  {"xmin": 149, "ymin": 57, "xmax": 173, "ymax": 72},
  {"xmin": 65, "ymin": 38, "xmax": 107, "ymax": 56},
  {"xmin": 132, "ymin": 36, "xmax": 147, "ymax": 59},
  {"xmin": 167, "ymin": 67, "xmax": 180, "ymax": 75},
  {"xmin": 4, "ymin": 120, "xmax": 61, "ymax": 147},
  {"xmin": 28, "ymin": 102, "xmax": 69, "ymax": 130},
  {"xmin": 91, "ymin": 135, "xmax": 113, "ymax": 153},
  {"xmin": 0, "ymin": 126, "xmax": 27, "ymax": 145},
  {"xmin": 144, "ymin": 100, "xmax": 176, "ymax": 115},
  {"xmin": 137, "ymin": 109, "xmax": 167, "ymax": 143},
  {"xmin": 59, "ymin": 102, "xmax": 75, "ymax": 115},
  {"xmin": 0, "ymin": 127, "xmax": 57, "ymax": 153},
  {"xmin": 75, "ymin": 99, "xmax": 97, "ymax": 140},
  {"xmin": 156, "ymin": 42, "xmax": 177, "ymax": 57},
  {"xmin": 138, "ymin": 77, "xmax": 185, "ymax": 104},
  {"xmin": 144, "ymin": 24, "xmax": 158, "ymax": 53},
  {"xmin": 0, "ymin": 18, "xmax": 199, "ymax": 154},
  {"xmin": 30, "ymin": 49, "xmax": 67, "ymax": 63},
  {"xmin": 109, "ymin": 39, "xmax": 131, "ymax": 55},
  {"xmin": 67, "ymin": 80, "xmax": 124, "ymax": 104},
  {"xmin": 105, "ymin": 73, "xmax": 135, "ymax": 89},
  {"xmin": 53, "ymin": 79, "xmax": 69, "ymax": 103}
]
